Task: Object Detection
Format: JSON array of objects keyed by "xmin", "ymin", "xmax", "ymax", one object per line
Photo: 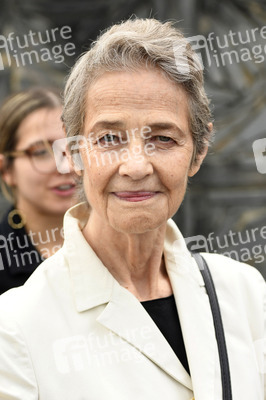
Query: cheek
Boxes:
[
  {"xmin": 167, "ymin": 173, "xmax": 188, "ymax": 205},
  {"xmin": 158, "ymin": 155, "xmax": 191, "ymax": 189},
  {"xmin": 81, "ymin": 150, "xmax": 105, "ymax": 186},
  {"xmin": 23, "ymin": 176, "xmax": 48, "ymax": 194},
  {"xmin": 21, "ymin": 162, "xmax": 55, "ymax": 191},
  {"xmin": 13, "ymin": 162, "xmax": 40, "ymax": 187},
  {"xmin": 82, "ymin": 165, "xmax": 110, "ymax": 204},
  {"xmin": 82, "ymin": 147, "xmax": 119, "ymax": 189}
]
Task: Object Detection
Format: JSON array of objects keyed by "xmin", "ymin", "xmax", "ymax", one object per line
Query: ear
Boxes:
[
  {"xmin": 0, "ymin": 154, "xmax": 16, "ymax": 186},
  {"xmin": 188, "ymin": 122, "xmax": 212, "ymax": 177}
]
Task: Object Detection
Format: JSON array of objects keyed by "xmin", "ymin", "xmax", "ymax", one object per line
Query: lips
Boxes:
[
  {"xmin": 56, "ymin": 184, "xmax": 74, "ymax": 191},
  {"xmin": 113, "ymin": 191, "xmax": 158, "ymax": 202},
  {"xmin": 51, "ymin": 183, "xmax": 76, "ymax": 197}
]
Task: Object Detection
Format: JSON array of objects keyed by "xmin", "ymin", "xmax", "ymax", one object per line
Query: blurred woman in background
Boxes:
[{"xmin": 0, "ymin": 87, "xmax": 76, "ymax": 294}]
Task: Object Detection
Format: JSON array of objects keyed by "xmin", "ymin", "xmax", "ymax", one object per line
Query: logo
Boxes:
[
  {"xmin": 0, "ymin": 35, "xmax": 11, "ymax": 71},
  {"xmin": 174, "ymin": 27, "xmax": 266, "ymax": 74},
  {"xmin": 52, "ymin": 127, "xmax": 156, "ymax": 174},
  {"xmin": 53, "ymin": 335, "xmax": 90, "ymax": 374},
  {"xmin": 252, "ymin": 138, "xmax": 266, "ymax": 174},
  {"xmin": 184, "ymin": 235, "xmax": 209, "ymax": 253},
  {"xmin": 0, "ymin": 26, "xmax": 75, "ymax": 70},
  {"xmin": 187, "ymin": 35, "xmax": 212, "ymax": 70},
  {"xmin": 173, "ymin": 36, "xmax": 205, "ymax": 74},
  {"xmin": 52, "ymin": 135, "xmax": 89, "ymax": 174}
]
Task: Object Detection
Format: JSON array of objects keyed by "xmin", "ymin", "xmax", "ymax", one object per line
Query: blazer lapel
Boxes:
[
  {"xmin": 97, "ymin": 281, "xmax": 193, "ymax": 391},
  {"xmin": 165, "ymin": 222, "xmax": 220, "ymax": 400}
]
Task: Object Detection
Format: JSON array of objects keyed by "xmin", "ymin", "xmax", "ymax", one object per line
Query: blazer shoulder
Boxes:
[
  {"xmin": 0, "ymin": 248, "xmax": 69, "ymax": 319},
  {"xmin": 200, "ymin": 252, "xmax": 265, "ymax": 296}
]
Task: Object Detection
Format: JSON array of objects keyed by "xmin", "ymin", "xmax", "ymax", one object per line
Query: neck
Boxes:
[
  {"xmin": 83, "ymin": 211, "xmax": 173, "ymax": 301},
  {"xmin": 15, "ymin": 202, "xmax": 64, "ymax": 258}
]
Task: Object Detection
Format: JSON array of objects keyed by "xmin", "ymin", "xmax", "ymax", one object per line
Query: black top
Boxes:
[
  {"xmin": 141, "ymin": 294, "xmax": 190, "ymax": 375},
  {"xmin": 0, "ymin": 207, "xmax": 43, "ymax": 295}
]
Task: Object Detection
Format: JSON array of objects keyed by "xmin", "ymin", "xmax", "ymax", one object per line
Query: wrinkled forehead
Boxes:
[{"xmin": 83, "ymin": 68, "xmax": 190, "ymax": 133}]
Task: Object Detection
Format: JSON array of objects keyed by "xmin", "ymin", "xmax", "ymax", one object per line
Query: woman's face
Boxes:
[
  {"xmin": 5, "ymin": 107, "xmax": 76, "ymax": 216},
  {"xmin": 80, "ymin": 68, "xmax": 207, "ymax": 234}
]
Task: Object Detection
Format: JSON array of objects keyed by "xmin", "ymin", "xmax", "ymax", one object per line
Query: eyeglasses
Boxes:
[{"xmin": 5, "ymin": 140, "xmax": 57, "ymax": 174}]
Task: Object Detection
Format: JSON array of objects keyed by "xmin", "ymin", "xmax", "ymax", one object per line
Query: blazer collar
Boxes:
[{"xmin": 63, "ymin": 203, "xmax": 115, "ymax": 311}]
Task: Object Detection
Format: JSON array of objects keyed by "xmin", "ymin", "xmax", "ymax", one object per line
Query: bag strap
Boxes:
[{"xmin": 192, "ymin": 252, "xmax": 233, "ymax": 400}]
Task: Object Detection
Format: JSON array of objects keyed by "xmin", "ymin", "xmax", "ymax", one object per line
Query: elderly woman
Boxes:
[{"xmin": 0, "ymin": 19, "xmax": 265, "ymax": 400}]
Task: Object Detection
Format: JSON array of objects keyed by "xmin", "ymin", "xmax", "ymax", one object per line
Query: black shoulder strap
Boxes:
[{"xmin": 192, "ymin": 252, "xmax": 233, "ymax": 400}]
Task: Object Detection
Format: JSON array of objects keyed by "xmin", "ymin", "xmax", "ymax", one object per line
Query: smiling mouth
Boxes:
[{"xmin": 113, "ymin": 191, "xmax": 159, "ymax": 202}]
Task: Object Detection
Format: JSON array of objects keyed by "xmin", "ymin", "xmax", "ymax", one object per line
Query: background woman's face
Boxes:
[
  {"xmin": 80, "ymin": 68, "xmax": 205, "ymax": 234},
  {"xmin": 5, "ymin": 107, "xmax": 76, "ymax": 216}
]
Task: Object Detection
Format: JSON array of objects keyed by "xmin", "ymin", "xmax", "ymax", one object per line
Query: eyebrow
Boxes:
[
  {"xmin": 89, "ymin": 120, "xmax": 126, "ymax": 133},
  {"xmin": 16, "ymin": 140, "xmax": 51, "ymax": 151},
  {"xmin": 147, "ymin": 122, "xmax": 186, "ymax": 136},
  {"xmin": 87, "ymin": 120, "xmax": 186, "ymax": 136}
]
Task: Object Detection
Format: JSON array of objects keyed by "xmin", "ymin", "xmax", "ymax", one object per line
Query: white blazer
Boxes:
[{"xmin": 0, "ymin": 203, "xmax": 265, "ymax": 400}]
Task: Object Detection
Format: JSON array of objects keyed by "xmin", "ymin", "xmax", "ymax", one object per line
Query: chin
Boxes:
[
  {"xmin": 56, "ymin": 201, "xmax": 74, "ymax": 213},
  {"xmin": 46, "ymin": 205, "xmax": 70, "ymax": 216}
]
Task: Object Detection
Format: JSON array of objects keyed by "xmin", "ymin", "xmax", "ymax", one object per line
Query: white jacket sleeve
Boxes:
[{"xmin": 0, "ymin": 309, "xmax": 38, "ymax": 400}]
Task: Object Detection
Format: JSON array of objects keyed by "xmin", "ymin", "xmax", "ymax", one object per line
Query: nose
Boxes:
[{"xmin": 118, "ymin": 142, "xmax": 153, "ymax": 180}]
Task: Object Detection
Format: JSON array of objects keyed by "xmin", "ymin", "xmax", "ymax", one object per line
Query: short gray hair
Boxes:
[{"xmin": 62, "ymin": 18, "xmax": 213, "ymax": 194}]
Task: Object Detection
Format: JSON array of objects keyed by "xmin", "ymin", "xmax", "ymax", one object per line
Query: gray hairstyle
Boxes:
[{"xmin": 62, "ymin": 18, "xmax": 213, "ymax": 197}]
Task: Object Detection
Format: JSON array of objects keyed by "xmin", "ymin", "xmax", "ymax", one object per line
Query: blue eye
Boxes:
[
  {"xmin": 157, "ymin": 136, "xmax": 171, "ymax": 142},
  {"xmin": 103, "ymin": 134, "xmax": 115, "ymax": 142},
  {"xmin": 99, "ymin": 134, "xmax": 119, "ymax": 145}
]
